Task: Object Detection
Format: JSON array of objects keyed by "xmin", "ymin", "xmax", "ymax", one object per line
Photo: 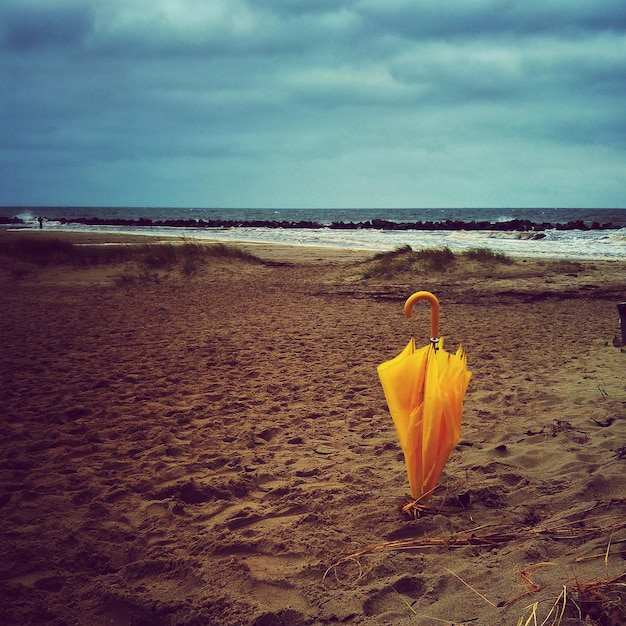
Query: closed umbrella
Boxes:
[{"xmin": 378, "ymin": 291, "xmax": 471, "ymax": 503}]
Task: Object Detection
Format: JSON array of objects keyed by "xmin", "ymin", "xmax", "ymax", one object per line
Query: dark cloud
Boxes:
[
  {"xmin": 0, "ymin": 0, "xmax": 624, "ymax": 207},
  {"xmin": 256, "ymin": 0, "xmax": 359, "ymax": 17},
  {"xmin": 357, "ymin": 0, "xmax": 626, "ymax": 41},
  {"xmin": 1, "ymin": 2, "xmax": 93, "ymax": 51}
]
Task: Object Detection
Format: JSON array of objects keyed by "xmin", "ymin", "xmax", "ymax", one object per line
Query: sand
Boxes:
[{"xmin": 1, "ymin": 232, "xmax": 626, "ymax": 626}]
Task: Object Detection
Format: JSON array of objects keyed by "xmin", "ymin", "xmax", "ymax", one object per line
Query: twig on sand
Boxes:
[
  {"xmin": 444, "ymin": 567, "xmax": 498, "ymax": 608},
  {"xmin": 514, "ymin": 529, "xmax": 626, "ymax": 625},
  {"xmin": 388, "ymin": 582, "xmax": 418, "ymax": 615},
  {"xmin": 397, "ymin": 486, "xmax": 441, "ymax": 519},
  {"xmin": 325, "ymin": 515, "xmax": 626, "ymax": 580},
  {"xmin": 516, "ymin": 572, "xmax": 626, "ymax": 626},
  {"xmin": 329, "ymin": 516, "xmax": 626, "ymax": 569},
  {"xmin": 322, "ymin": 557, "xmax": 365, "ymax": 587},
  {"xmin": 516, "ymin": 586, "xmax": 568, "ymax": 626},
  {"xmin": 505, "ymin": 562, "xmax": 556, "ymax": 608}
]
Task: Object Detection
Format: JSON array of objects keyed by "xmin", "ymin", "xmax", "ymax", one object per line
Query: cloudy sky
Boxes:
[{"xmin": 1, "ymin": 0, "xmax": 625, "ymax": 208}]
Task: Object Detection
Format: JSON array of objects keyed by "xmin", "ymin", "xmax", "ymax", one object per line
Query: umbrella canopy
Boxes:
[{"xmin": 377, "ymin": 291, "xmax": 471, "ymax": 502}]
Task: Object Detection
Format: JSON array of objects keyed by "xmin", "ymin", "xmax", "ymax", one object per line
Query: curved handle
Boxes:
[{"xmin": 403, "ymin": 291, "xmax": 440, "ymax": 341}]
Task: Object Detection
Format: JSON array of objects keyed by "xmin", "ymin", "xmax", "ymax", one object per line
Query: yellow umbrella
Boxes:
[{"xmin": 377, "ymin": 291, "xmax": 471, "ymax": 502}]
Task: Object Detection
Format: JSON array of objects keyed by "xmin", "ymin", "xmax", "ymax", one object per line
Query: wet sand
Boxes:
[{"xmin": 1, "ymin": 232, "xmax": 626, "ymax": 625}]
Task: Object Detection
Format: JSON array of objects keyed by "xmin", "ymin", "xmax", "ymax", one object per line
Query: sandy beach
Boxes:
[{"xmin": 1, "ymin": 231, "xmax": 625, "ymax": 626}]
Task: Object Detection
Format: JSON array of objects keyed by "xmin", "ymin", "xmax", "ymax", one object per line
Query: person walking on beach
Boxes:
[{"xmin": 38, "ymin": 217, "xmax": 43, "ymax": 229}]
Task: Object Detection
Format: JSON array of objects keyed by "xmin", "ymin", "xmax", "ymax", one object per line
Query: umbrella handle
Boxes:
[{"xmin": 404, "ymin": 291, "xmax": 440, "ymax": 343}]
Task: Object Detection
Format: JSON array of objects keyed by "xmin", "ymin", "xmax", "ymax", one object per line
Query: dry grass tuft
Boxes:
[
  {"xmin": 0, "ymin": 236, "xmax": 264, "ymax": 281},
  {"xmin": 462, "ymin": 247, "xmax": 515, "ymax": 265},
  {"xmin": 362, "ymin": 245, "xmax": 513, "ymax": 278}
]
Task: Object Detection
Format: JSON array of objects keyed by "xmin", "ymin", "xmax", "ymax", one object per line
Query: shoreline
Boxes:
[{"xmin": 2, "ymin": 227, "xmax": 625, "ymax": 264}]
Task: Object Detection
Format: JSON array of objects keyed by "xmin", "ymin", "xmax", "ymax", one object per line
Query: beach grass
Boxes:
[
  {"xmin": 362, "ymin": 245, "xmax": 513, "ymax": 278},
  {"xmin": 0, "ymin": 236, "xmax": 263, "ymax": 277},
  {"xmin": 463, "ymin": 247, "xmax": 515, "ymax": 265}
]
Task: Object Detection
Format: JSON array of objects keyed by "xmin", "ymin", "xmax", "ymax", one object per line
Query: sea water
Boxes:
[{"xmin": 2, "ymin": 207, "xmax": 625, "ymax": 260}]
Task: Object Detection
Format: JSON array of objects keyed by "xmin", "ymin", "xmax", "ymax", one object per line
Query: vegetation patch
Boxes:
[
  {"xmin": 362, "ymin": 245, "xmax": 517, "ymax": 279},
  {"xmin": 0, "ymin": 237, "xmax": 263, "ymax": 278},
  {"xmin": 363, "ymin": 245, "xmax": 492, "ymax": 278},
  {"xmin": 461, "ymin": 247, "xmax": 514, "ymax": 265},
  {"xmin": 0, "ymin": 236, "xmax": 77, "ymax": 264},
  {"xmin": 414, "ymin": 246, "xmax": 456, "ymax": 271},
  {"xmin": 363, "ymin": 245, "xmax": 419, "ymax": 278}
]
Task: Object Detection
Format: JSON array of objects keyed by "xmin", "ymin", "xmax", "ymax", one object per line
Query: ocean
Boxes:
[{"xmin": 2, "ymin": 206, "xmax": 626, "ymax": 260}]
